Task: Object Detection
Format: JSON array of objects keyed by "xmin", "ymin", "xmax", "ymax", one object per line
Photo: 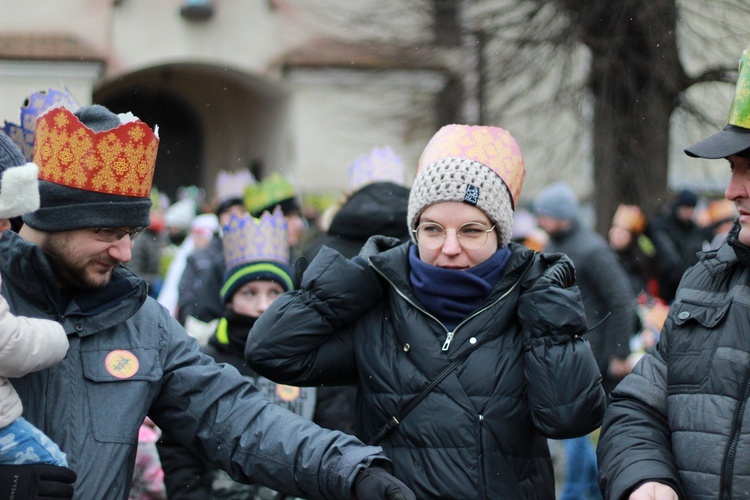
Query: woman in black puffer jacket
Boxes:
[{"xmin": 247, "ymin": 124, "xmax": 606, "ymax": 498}]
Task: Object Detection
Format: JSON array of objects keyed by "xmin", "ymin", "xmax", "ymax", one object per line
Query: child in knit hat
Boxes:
[
  {"xmin": 246, "ymin": 124, "xmax": 605, "ymax": 498},
  {"xmin": 158, "ymin": 207, "xmax": 315, "ymax": 499},
  {"xmin": 0, "ymin": 131, "xmax": 69, "ymax": 467}
]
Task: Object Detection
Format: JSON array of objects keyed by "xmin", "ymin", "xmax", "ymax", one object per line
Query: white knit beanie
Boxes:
[{"xmin": 407, "ymin": 125, "xmax": 525, "ymax": 247}]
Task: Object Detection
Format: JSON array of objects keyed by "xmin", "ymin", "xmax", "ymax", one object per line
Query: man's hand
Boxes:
[
  {"xmin": 0, "ymin": 464, "xmax": 76, "ymax": 499},
  {"xmin": 629, "ymin": 481, "xmax": 679, "ymax": 500},
  {"xmin": 353, "ymin": 466, "xmax": 416, "ymax": 500}
]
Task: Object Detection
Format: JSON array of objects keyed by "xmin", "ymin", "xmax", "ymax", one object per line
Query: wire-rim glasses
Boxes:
[
  {"xmin": 91, "ymin": 227, "xmax": 146, "ymax": 242},
  {"xmin": 412, "ymin": 221, "xmax": 495, "ymax": 250}
]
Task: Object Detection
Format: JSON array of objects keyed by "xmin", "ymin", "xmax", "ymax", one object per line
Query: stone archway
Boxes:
[{"xmin": 93, "ymin": 63, "xmax": 288, "ymax": 206}]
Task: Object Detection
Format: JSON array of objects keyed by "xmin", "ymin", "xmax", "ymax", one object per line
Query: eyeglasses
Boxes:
[
  {"xmin": 413, "ymin": 221, "xmax": 495, "ymax": 250},
  {"xmin": 90, "ymin": 227, "xmax": 146, "ymax": 242}
]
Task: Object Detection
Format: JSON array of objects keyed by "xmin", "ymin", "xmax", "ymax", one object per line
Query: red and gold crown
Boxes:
[
  {"xmin": 33, "ymin": 106, "xmax": 159, "ymax": 198},
  {"xmin": 4, "ymin": 87, "xmax": 81, "ymax": 162}
]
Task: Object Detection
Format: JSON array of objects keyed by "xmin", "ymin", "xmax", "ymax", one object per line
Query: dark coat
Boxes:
[
  {"xmin": 158, "ymin": 314, "xmax": 316, "ymax": 499},
  {"xmin": 247, "ymin": 236, "xmax": 605, "ymax": 498},
  {"xmin": 177, "ymin": 233, "xmax": 225, "ymax": 324},
  {"xmin": 0, "ymin": 231, "xmax": 387, "ymax": 500},
  {"xmin": 545, "ymin": 222, "xmax": 637, "ymax": 387},
  {"xmin": 598, "ymin": 228, "xmax": 750, "ymax": 500}
]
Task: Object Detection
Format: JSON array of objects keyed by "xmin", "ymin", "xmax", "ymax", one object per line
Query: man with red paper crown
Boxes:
[{"xmin": 0, "ymin": 103, "xmax": 415, "ymax": 500}]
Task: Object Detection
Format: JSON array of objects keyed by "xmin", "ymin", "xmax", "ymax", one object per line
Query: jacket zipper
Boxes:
[
  {"xmin": 369, "ymin": 255, "xmax": 533, "ymax": 351},
  {"xmin": 720, "ymin": 366, "xmax": 750, "ymax": 499}
]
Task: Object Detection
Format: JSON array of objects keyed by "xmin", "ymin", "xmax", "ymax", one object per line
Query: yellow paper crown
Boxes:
[
  {"xmin": 244, "ymin": 173, "xmax": 296, "ymax": 215},
  {"xmin": 34, "ymin": 106, "xmax": 159, "ymax": 198}
]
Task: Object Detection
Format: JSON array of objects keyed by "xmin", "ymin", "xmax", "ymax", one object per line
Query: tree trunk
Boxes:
[
  {"xmin": 562, "ymin": 0, "xmax": 684, "ymax": 235},
  {"xmin": 591, "ymin": 61, "xmax": 673, "ymax": 236}
]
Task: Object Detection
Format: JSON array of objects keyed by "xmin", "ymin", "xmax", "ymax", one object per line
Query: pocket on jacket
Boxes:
[
  {"xmin": 667, "ymin": 300, "xmax": 729, "ymax": 389},
  {"xmin": 82, "ymin": 348, "xmax": 163, "ymax": 443}
]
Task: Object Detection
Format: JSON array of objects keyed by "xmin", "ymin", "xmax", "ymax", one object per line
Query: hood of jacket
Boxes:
[{"xmin": 328, "ymin": 182, "xmax": 410, "ymax": 241}]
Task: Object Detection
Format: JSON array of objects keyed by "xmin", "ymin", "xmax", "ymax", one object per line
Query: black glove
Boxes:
[
  {"xmin": 353, "ymin": 466, "xmax": 416, "ymax": 500},
  {"xmin": 0, "ymin": 464, "xmax": 76, "ymax": 499},
  {"xmin": 534, "ymin": 252, "xmax": 576, "ymax": 288}
]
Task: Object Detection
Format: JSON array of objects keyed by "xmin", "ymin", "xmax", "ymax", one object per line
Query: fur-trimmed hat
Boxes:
[
  {"xmin": 0, "ymin": 131, "xmax": 40, "ymax": 219},
  {"xmin": 407, "ymin": 124, "xmax": 525, "ymax": 247},
  {"xmin": 22, "ymin": 104, "xmax": 159, "ymax": 232}
]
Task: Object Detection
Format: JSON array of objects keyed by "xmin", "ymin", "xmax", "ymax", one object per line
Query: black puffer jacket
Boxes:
[
  {"xmin": 598, "ymin": 223, "xmax": 750, "ymax": 500},
  {"xmin": 247, "ymin": 236, "xmax": 605, "ymax": 498}
]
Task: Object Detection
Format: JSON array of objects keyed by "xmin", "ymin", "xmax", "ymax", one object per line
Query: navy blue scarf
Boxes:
[{"xmin": 408, "ymin": 245, "xmax": 511, "ymax": 330}]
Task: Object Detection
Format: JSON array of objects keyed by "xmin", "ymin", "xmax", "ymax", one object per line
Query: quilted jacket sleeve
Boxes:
[
  {"xmin": 517, "ymin": 282, "xmax": 606, "ymax": 439},
  {"xmin": 245, "ymin": 245, "xmax": 384, "ymax": 386},
  {"xmin": 149, "ymin": 303, "xmax": 389, "ymax": 500},
  {"xmin": 596, "ymin": 328, "xmax": 682, "ymax": 500}
]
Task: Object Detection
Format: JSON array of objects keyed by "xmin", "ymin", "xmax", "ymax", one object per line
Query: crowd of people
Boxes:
[{"xmin": 2, "ymin": 44, "xmax": 750, "ymax": 500}]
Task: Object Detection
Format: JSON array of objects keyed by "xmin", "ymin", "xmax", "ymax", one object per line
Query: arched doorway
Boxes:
[
  {"xmin": 94, "ymin": 63, "xmax": 288, "ymax": 206},
  {"xmin": 97, "ymin": 87, "xmax": 202, "ymax": 201}
]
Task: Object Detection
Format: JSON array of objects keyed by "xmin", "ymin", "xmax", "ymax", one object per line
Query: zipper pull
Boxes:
[{"xmin": 442, "ymin": 331, "xmax": 455, "ymax": 351}]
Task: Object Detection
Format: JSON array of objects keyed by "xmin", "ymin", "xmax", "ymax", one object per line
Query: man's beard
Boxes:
[{"xmin": 42, "ymin": 233, "xmax": 117, "ymax": 289}]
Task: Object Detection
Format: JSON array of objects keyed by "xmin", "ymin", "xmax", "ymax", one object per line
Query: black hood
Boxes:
[{"xmin": 328, "ymin": 181, "xmax": 410, "ymax": 241}]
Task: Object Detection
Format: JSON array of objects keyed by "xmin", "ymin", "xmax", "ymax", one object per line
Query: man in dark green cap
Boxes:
[{"xmin": 598, "ymin": 46, "xmax": 750, "ymax": 500}]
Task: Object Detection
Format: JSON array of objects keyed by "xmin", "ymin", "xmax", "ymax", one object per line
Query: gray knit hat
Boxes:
[
  {"xmin": 407, "ymin": 124, "xmax": 526, "ymax": 247},
  {"xmin": 22, "ymin": 104, "xmax": 159, "ymax": 232},
  {"xmin": 532, "ymin": 181, "xmax": 579, "ymax": 221},
  {"xmin": 0, "ymin": 131, "xmax": 40, "ymax": 219}
]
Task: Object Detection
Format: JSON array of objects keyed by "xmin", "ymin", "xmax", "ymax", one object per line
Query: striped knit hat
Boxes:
[{"xmin": 407, "ymin": 124, "xmax": 525, "ymax": 247}]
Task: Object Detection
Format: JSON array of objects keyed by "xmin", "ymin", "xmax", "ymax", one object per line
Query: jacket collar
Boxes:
[
  {"xmin": 368, "ymin": 237, "xmax": 537, "ymax": 302},
  {"xmin": 0, "ymin": 231, "xmax": 148, "ymax": 335}
]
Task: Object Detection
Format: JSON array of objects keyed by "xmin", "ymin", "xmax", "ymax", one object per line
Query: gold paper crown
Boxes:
[
  {"xmin": 215, "ymin": 168, "xmax": 256, "ymax": 204},
  {"xmin": 34, "ymin": 106, "xmax": 159, "ymax": 198},
  {"xmin": 347, "ymin": 146, "xmax": 405, "ymax": 192},
  {"xmin": 222, "ymin": 206, "xmax": 289, "ymax": 271},
  {"xmin": 244, "ymin": 173, "xmax": 296, "ymax": 215},
  {"xmin": 3, "ymin": 86, "xmax": 81, "ymax": 162}
]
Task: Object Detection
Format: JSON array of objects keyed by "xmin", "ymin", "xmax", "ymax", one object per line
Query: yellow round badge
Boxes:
[
  {"xmin": 105, "ymin": 350, "xmax": 140, "ymax": 379},
  {"xmin": 276, "ymin": 384, "xmax": 300, "ymax": 402}
]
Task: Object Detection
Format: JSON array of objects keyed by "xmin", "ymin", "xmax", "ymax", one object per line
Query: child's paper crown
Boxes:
[
  {"xmin": 347, "ymin": 146, "xmax": 405, "ymax": 192},
  {"xmin": 4, "ymin": 86, "xmax": 81, "ymax": 162}
]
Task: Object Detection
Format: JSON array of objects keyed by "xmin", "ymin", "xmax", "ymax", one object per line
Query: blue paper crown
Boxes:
[
  {"xmin": 3, "ymin": 86, "xmax": 81, "ymax": 162},
  {"xmin": 347, "ymin": 146, "xmax": 405, "ymax": 192},
  {"xmin": 222, "ymin": 206, "xmax": 289, "ymax": 271},
  {"xmin": 215, "ymin": 168, "xmax": 256, "ymax": 204}
]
